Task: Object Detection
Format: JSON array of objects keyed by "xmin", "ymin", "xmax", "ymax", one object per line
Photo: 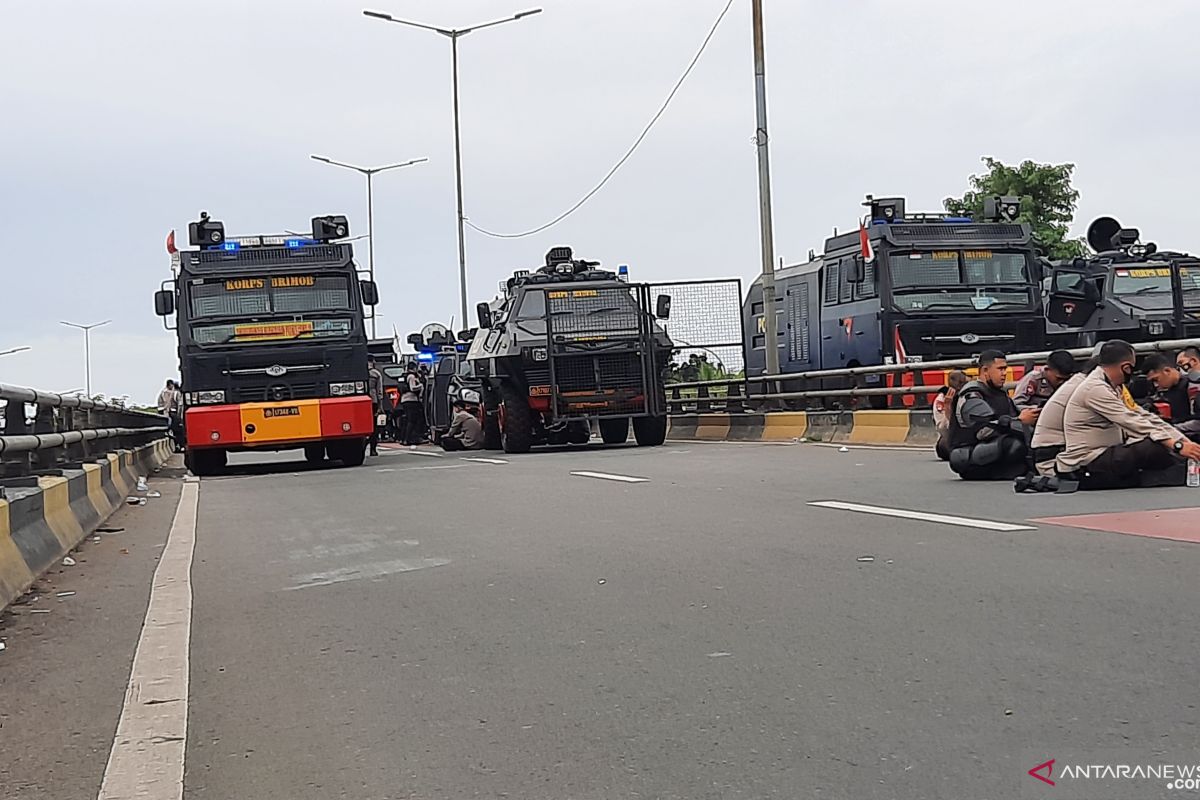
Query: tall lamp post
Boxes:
[
  {"xmin": 362, "ymin": 7, "xmax": 542, "ymax": 326},
  {"xmin": 60, "ymin": 320, "xmax": 110, "ymax": 397},
  {"xmin": 309, "ymin": 155, "xmax": 428, "ymax": 338}
]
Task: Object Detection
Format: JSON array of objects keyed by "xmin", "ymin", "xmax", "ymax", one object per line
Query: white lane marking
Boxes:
[
  {"xmin": 570, "ymin": 471, "xmax": 649, "ymax": 484},
  {"xmin": 463, "ymin": 457, "xmax": 508, "ymax": 465},
  {"xmin": 807, "ymin": 500, "xmax": 1035, "ymax": 532},
  {"xmin": 812, "ymin": 443, "xmax": 924, "ymax": 452},
  {"xmin": 286, "ymin": 557, "xmax": 451, "ymax": 590},
  {"xmin": 396, "ymin": 449, "xmax": 444, "ymax": 458},
  {"xmin": 98, "ymin": 480, "xmax": 199, "ymax": 800}
]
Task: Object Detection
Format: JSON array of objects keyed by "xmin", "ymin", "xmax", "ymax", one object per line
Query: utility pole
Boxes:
[{"xmin": 751, "ymin": 0, "xmax": 780, "ymax": 377}]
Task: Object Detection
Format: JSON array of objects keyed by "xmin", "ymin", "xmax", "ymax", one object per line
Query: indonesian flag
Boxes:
[
  {"xmin": 859, "ymin": 218, "xmax": 874, "ymax": 264},
  {"xmin": 166, "ymin": 230, "xmax": 177, "ymax": 255}
]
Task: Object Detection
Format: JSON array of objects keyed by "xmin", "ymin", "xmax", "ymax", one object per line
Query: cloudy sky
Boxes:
[{"xmin": 2, "ymin": 0, "xmax": 1197, "ymax": 403}]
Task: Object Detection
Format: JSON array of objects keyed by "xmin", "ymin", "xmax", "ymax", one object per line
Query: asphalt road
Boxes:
[{"xmin": 3, "ymin": 441, "xmax": 1200, "ymax": 799}]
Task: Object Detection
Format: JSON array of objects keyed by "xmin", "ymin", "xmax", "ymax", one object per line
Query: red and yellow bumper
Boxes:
[{"xmin": 185, "ymin": 397, "xmax": 373, "ymax": 450}]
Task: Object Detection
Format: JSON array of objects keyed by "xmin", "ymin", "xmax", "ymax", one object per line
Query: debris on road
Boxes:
[
  {"xmin": 597, "ymin": 578, "xmax": 607, "ymax": 585},
  {"xmin": 146, "ymin": 490, "xmax": 162, "ymax": 498},
  {"xmin": 120, "ymin": 548, "xmax": 129, "ymax": 555},
  {"xmin": 55, "ymin": 591, "xmax": 75, "ymax": 598},
  {"xmin": 839, "ymin": 446, "xmax": 850, "ymax": 453},
  {"xmin": 1004, "ymin": 709, "xmax": 1013, "ymax": 716},
  {"xmin": 30, "ymin": 609, "xmax": 50, "ymax": 614},
  {"xmin": 856, "ymin": 555, "xmax": 875, "ymax": 563},
  {"xmin": 62, "ymin": 556, "xmax": 76, "ymax": 566},
  {"xmin": 126, "ymin": 497, "xmax": 147, "ymax": 506},
  {"xmin": 96, "ymin": 527, "xmax": 125, "ymax": 534},
  {"xmin": 707, "ymin": 651, "xmax": 732, "ymax": 658},
  {"xmin": 0, "ymin": 641, "xmax": 6, "ymax": 653},
  {"xmin": 91, "ymin": 536, "xmax": 102, "ymax": 543}
]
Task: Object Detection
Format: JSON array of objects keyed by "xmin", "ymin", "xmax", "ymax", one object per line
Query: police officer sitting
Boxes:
[
  {"xmin": 947, "ymin": 349, "xmax": 1039, "ymax": 481},
  {"xmin": 1145, "ymin": 353, "xmax": 1200, "ymax": 441},
  {"xmin": 1013, "ymin": 350, "xmax": 1076, "ymax": 410}
]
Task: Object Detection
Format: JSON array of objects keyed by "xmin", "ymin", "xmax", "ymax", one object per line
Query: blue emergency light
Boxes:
[
  {"xmin": 222, "ymin": 241, "xmax": 240, "ymax": 252},
  {"xmin": 286, "ymin": 238, "xmax": 306, "ymax": 249}
]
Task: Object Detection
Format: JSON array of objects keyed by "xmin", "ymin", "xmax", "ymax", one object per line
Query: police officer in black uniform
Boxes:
[{"xmin": 947, "ymin": 349, "xmax": 1040, "ymax": 480}]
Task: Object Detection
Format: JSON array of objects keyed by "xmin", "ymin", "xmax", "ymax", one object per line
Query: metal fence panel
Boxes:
[{"xmin": 649, "ymin": 279, "xmax": 745, "ymax": 379}]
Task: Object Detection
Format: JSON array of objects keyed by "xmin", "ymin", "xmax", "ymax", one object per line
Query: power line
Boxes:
[{"xmin": 466, "ymin": 0, "xmax": 737, "ymax": 239}]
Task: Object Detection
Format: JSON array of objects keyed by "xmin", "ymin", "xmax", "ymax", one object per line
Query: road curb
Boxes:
[
  {"xmin": 0, "ymin": 438, "xmax": 173, "ymax": 610},
  {"xmin": 668, "ymin": 410, "xmax": 938, "ymax": 447}
]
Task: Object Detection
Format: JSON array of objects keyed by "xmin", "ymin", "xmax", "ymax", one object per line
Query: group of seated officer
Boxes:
[{"xmin": 946, "ymin": 341, "xmax": 1200, "ymax": 491}]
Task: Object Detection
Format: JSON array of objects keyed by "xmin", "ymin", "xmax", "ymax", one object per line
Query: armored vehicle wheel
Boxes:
[
  {"xmin": 331, "ymin": 438, "xmax": 366, "ymax": 467},
  {"xmin": 482, "ymin": 410, "xmax": 502, "ymax": 450},
  {"xmin": 633, "ymin": 415, "xmax": 667, "ymax": 447},
  {"xmin": 187, "ymin": 448, "xmax": 226, "ymax": 476},
  {"xmin": 599, "ymin": 417, "xmax": 629, "ymax": 444},
  {"xmin": 567, "ymin": 421, "xmax": 590, "ymax": 445},
  {"xmin": 304, "ymin": 444, "xmax": 326, "ymax": 464},
  {"xmin": 500, "ymin": 385, "xmax": 533, "ymax": 454}
]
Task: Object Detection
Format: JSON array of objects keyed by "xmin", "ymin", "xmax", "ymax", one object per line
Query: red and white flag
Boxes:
[
  {"xmin": 859, "ymin": 219, "xmax": 874, "ymax": 264},
  {"xmin": 165, "ymin": 230, "xmax": 177, "ymax": 255}
]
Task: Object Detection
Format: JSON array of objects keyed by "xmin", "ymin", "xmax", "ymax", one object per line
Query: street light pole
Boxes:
[
  {"xmin": 60, "ymin": 320, "xmax": 111, "ymax": 397},
  {"xmin": 751, "ymin": 0, "xmax": 780, "ymax": 378},
  {"xmin": 309, "ymin": 154, "xmax": 428, "ymax": 338},
  {"xmin": 450, "ymin": 33, "xmax": 469, "ymax": 328},
  {"xmin": 363, "ymin": 7, "xmax": 543, "ymax": 327}
]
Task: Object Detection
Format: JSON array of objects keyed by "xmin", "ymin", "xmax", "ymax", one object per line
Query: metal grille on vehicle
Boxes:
[
  {"xmin": 187, "ymin": 246, "xmax": 346, "ymax": 270},
  {"xmin": 554, "ymin": 354, "xmax": 645, "ymax": 413},
  {"xmin": 546, "ymin": 288, "xmax": 640, "ymax": 335},
  {"xmin": 231, "ymin": 381, "xmax": 320, "ymax": 404},
  {"xmin": 888, "ymin": 224, "xmax": 1025, "ymax": 242}
]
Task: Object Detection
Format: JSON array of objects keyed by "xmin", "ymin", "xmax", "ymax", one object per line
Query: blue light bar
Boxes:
[
  {"xmin": 417, "ymin": 353, "xmax": 435, "ymax": 362},
  {"xmin": 222, "ymin": 241, "xmax": 240, "ymax": 251},
  {"xmin": 286, "ymin": 238, "xmax": 305, "ymax": 248},
  {"xmin": 943, "ymin": 216, "xmax": 974, "ymax": 223}
]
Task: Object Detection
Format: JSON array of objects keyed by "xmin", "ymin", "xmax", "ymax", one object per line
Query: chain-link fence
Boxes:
[{"xmin": 649, "ymin": 279, "xmax": 745, "ymax": 381}]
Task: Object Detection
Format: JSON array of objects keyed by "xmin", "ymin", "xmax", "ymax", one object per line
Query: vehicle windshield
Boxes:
[
  {"xmin": 511, "ymin": 286, "xmax": 642, "ymax": 334},
  {"xmin": 1111, "ymin": 265, "xmax": 1200, "ymax": 303},
  {"xmin": 187, "ymin": 274, "xmax": 356, "ymax": 345},
  {"xmin": 888, "ymin": 250, "xmax": 1033, "ymax": 311}
]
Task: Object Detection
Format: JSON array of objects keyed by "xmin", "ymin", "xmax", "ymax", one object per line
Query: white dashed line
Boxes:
[
  {"xmin": 395, "ymin": 449, "xmax": 444, "ymax": 458},
  {"xmin": 570, "ymin": 471, "xmax": 649, "ymax": 484},
  {"xmin": 463, "ymin": 457, "xmax": 509, "ymax": 465},
  {"xmin": 98, "ymin": 479, "xmax": 198, "ymax": 800},
  {"xmin": 807, "ymin": 500, "xmax": 1035, "ymax": 531}
]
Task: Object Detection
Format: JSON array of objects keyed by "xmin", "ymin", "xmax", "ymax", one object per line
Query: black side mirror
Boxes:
[
  {"xmin": 845, "ymin": 257, "xmax": 865, "ymax": 283},
  {"xmin": 655, "ymin": 294, "xmax": 672, "ymax": 320},
  {"xmin": 360, "ymin": 280, "xmax": 379, "ymax": 306},
  {"xmin": 154, "ymin": 289, "xmax": 175, "ymax": 317},
  {"xmin": 407, "ymin": 332, "xmax": 424, "ymax": 347},
  {"xmin": 476, "ymin": 302, "xmax": 493, "ymax": 329}
]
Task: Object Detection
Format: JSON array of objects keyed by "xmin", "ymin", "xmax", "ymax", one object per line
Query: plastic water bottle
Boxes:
[{"xmin": 1188, "ymin": 459, "xmax": 1200, "ymax": 488}]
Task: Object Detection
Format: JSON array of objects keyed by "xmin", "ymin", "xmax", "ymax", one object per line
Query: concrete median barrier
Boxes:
[
  {"xmin": 669, "ymin": 409, "xmax": 938, "ymax": 448},
  {"xmin": 0, "ymin": 439, "xmax": 173, "ymax": 610}
]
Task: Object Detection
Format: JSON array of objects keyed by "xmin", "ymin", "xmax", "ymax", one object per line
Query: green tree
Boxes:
[{"xmin": 944, "ymin": 157, "xmax": 1083, "ymax": 259}]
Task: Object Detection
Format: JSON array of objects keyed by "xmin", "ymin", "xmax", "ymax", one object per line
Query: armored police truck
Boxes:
[
  {"xmin": 154, "ymin": 213, "xmax": 379, "ymax": 475},
  {"xmin": 466, "ymin": 247, "xmax": 674, "ymax": 453},
  {"xmin": 1045, "ymin": 217, "xmax": 1200, "ymax": 346},
  {"xmin": 744, "ymin": 196, "xmax": 1046, "ymax": 382}
]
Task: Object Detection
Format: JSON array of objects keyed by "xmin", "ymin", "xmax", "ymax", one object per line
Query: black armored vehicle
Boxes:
[
  {"xmin": 466, "ymin": 247, "xmax": 674, "ymax": 453},
  {"xmin": 1046, "ymin": 217, "xmax": 1200, "ymax": 346}
]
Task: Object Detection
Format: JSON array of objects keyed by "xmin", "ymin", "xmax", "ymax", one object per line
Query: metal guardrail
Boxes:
[
  {"xmin": 667, "ymin": 338, "xmax": 1200, "ymax": 411},
  {"xmin": 1, "ymin": 383, "xmax": 168, "ymax": 478}
]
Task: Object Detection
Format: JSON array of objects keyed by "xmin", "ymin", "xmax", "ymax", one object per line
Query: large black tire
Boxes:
[
  {"xmin": 304, "ymin": 443, "xmax": 326, "ymax": 464},
  {"xmin": 331, "ymin": 438, "xmax": 366, "ymax": 467},
  {"xmin": 187, "ymin": 449, "xmax": 226, "ymax": 476},
  {"xmin": 599, "ymin": 417, "xmax": 629, "ymax": 445},
  {"xmin": 482, "ymin": 410, "xmax": 502, "ymax": 450},
  {"xmin": 633, "ymin": 415, "xmax": 668, "ymax": 447},
  {"xmin": 567, "ymin": 421, "xmax": 590, "ymax": 445},
  {"xmin": 500, "ymin": 385, "xmax": 533, "ymax": 454}
]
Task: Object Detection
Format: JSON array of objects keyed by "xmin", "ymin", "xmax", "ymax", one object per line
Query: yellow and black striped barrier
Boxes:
[
  {"xmin": 0, "ymin": 439, "xmax": 173, "ymax": 610},
  {"xmin": 669, "ymin": 410, "xmax": 940, "ymax": 447}
]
